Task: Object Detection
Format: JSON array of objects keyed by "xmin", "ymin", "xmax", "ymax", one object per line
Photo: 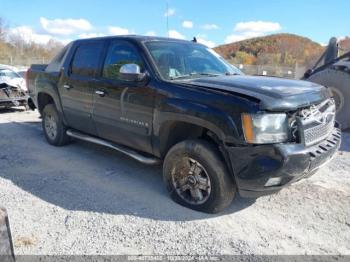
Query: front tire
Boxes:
[
  {"xmin": 163, "ymin": 139, "xmax": 236, "ymax": 213},
  {"xmin": 42, "ymin": 104, "xmax": 70, "ymax": 146}
]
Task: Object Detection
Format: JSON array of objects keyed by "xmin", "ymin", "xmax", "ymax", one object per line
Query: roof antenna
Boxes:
[{"xmin": 192, "ymin": 37, "xmax": 197, "ymax": 43}]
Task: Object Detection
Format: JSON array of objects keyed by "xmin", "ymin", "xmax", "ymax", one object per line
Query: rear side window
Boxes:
[
  {"xmin": 71, "ymin": 42, "xmax": 104, "ymax": 76},
  {"xmin": 51, "ymin": 45, "xmax": 68, "ymax": 64},
  {"xmin": 46, "ymin": 43, "xmax": 71, "ymax": 72},
  {"xmin": 102, "ymin": 41, "xmax": 144, "ymax": 80}
]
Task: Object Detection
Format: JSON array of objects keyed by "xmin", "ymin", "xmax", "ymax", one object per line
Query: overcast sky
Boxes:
[{"xmin": 1, "ymin": 0, "xmax": 349, "ymax": 47}]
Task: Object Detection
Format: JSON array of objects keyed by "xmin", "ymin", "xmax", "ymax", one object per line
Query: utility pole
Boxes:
[{"xmin": 166, "ymin": 2, "xmax": 169, "ymax": 37}]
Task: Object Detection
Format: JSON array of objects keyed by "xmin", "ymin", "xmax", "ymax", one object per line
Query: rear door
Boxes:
[
  {"xmin": 92, "ymin": 40, "xmax": 155, "ymax": 154},
  {"xmin": 59, "ymin": 41, "xmax": 104, "ymax": 135}
]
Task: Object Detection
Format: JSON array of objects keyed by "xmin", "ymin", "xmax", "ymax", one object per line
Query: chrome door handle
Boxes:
[
  {"xmin": 95, "ymin": 90, "xmax": 105, "ymax": 96},
  {"xmin": 63, "ymin": 84, "xmax": 72, "ymax": 90}
]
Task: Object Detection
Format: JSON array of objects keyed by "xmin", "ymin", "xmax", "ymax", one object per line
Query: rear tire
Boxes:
[
  {"xmin": 42, "ymin": 104, "xmax": 70, "ymax": 146},
  {"xmin": 163, "ymin": 139, "xmax": 236, "ymax": 213},
  {"xmin": 307, "ymin": 69, "xmax": 350, "ymax": 130}
]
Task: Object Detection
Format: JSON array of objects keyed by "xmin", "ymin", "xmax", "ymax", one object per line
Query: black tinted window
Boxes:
[
  {"xmin": 52, "ymin": 45, "xmax": 68, "ymax": 64},
  {"xmin": 71, "ymin": 42, "xmax": 103, "ymax": 76},
  {"xmin": 103, "ymin": 41, "xmax": 143, "ymax": 80},
  {"xmin": 46, "ymin": 43, "xmax": 72, "ymax": 72}
]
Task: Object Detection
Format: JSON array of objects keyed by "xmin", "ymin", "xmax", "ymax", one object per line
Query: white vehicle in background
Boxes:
[
  {"xmin": 0, "ymin": 67, "xmax": 27, "ymax": 92},
  {"xmin": 0, "ymin": 66, "xmax": 28, "ymax": 110}
]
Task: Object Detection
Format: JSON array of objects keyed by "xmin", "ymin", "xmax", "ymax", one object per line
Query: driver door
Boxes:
[{"xmin": 92, "ymin": 40, "xmax": 155, "ymax": 154}]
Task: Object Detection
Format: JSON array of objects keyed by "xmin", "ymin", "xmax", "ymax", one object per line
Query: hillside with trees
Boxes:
[
  {"xmin": 214, "ymin": 33, "xmax": 325, "ymax": 68},
  {"xmin": 1, "ymin": 15, "xmax": 349, "ymax": 69},
  {"xmin": 0, "ymin": 17, "xmax": 64, "ymax": 66}
]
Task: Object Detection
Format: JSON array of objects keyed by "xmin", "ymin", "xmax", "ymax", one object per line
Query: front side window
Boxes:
[
  {"xmin": 103, "ymin": 41, "xmax": 144, "ymax": 81},
  {"xmin": 145, "ymin": 41, "xmax": 242, "ymax": 80},
  {"xmin": 71, "ymin": 42, "xmax": 104, "ymax": 76}
]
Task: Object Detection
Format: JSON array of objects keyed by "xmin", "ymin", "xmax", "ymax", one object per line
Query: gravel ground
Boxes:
[{"xmin": 0, "ymin": 108, "xmax": 349, "ymax": 256}]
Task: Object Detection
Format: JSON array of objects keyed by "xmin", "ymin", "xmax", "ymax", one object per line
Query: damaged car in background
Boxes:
[{"xmin": 0, "ymin": 67, "xmax": 28, "ymax": 110}]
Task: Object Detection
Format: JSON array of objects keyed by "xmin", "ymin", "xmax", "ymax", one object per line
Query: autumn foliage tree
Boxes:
[{"xmin": 214, "ymin": 33, "xmax": 325, "ymax": 68}]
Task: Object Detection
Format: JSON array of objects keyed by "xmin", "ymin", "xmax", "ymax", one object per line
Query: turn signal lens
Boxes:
[{"xmin": 242, "ymin": 113, "xmax": 254, "ymax": 143}]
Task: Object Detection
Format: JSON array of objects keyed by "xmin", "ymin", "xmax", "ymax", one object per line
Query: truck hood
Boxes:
[{"xmin": 185, "ymin": 75, "xmax": 331, "ymax": 111}]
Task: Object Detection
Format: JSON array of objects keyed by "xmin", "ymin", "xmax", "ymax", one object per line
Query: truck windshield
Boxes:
[{"xmin": 144, "ymin": 41, "xmax": 242, "ymax": 80}]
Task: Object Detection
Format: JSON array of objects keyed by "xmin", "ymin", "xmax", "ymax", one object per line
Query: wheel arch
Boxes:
[
  {"xmin": 153, "ymin": 97, "xmax": 240, "ymax": 156},
  {"xmin": 37, "ymin": 92, "xmax": 55, "ymax": 114},
  {"xmin": 35, "ymin": 79, "xmax": 64, "ymax": 113},
  {"xmin": 154, "ymin": 109, "xmax": 231, "ymax": 154}
]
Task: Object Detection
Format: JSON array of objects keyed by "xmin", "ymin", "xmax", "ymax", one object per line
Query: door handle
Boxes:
[
  {"xmin": 95, "ymin": 90, "xmax": 106, "ymax": 97},
  {"xmin": 63, "ymin": 84, "xmax": 72, "ymax": 90}
]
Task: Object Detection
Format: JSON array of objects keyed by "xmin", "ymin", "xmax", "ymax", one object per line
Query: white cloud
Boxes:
[
  {"xmin": 182, "ymin": 20, "xmax": 193, "ymax": 29},
  {"xmin": 201, "ymin": 24, "xmax": 219, "ymax": 30},
  {"xmin": 59, "ymin": 38, "xmax": 73, "ymax": 45},
  {"xmin": 108, "ymin": 26, "xmax": 131, "ymax": 35},
  {"xmin": 78, "ymin": 33, "xmax": 106, "ymax": 39},
  {"xmin": 224, "ymin": 31, "xmax": 266, "ymax": 43},
  {"xmin": 40, "ymin": 17, "xmax": 93, "ymax": 35},
  {"xmin": 224, "ymin": 34, "xmax": 247, "ymax": 44},
  {"xmin": 164, "ymin": 8, "xmax": 175, "ymax": 17},
  {"xmin": 8, "ymin": 26, "xmax": 73, "ymax": 45},
  {"xmin": 168, "ymin": 30, "xmax": 186, "ymax": 40},
  {"xmin": 234, "ymin": 21, "xmax": 281, "ymax": 33},
  {"xmin": 8, "ymin": 26, "xmax": 53, "ymax": 45},
  {"xmin": 197, "ymin": 38, "xmax": 216, "ymax": 48},
  {"xmin": 145, "ymin": 31, "xmax": 156, "ymax": 36},
  {"xmin": 224, "ymin": 20, "xmax": 282, "ymax": 44}
]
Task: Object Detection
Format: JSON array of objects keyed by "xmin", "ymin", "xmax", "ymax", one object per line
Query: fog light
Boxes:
[{"xmin": 264, "ymin": 177, "xmax": 282, "ymax": 187}]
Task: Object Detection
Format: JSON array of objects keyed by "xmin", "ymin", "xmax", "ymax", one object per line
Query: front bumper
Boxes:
[
  {"xmin": 226, "ymin": 125, "xmax": 341, "ymax": 198},
  {"xmin": 0, "ymin": 88, "xmax": 28, "ymax": 107},
  {"xmin": 0, "ymin": 98, "xmax": 28, "ymax": 107}
]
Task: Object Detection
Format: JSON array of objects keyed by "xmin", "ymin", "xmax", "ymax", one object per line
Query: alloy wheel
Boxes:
[
  {"xmin": 171, "ymin": 157, "xmax": 211, "ymax": 205},
  {"xmin": 44, "ymin": 114, "xmax": 58, "ymax": 140}
]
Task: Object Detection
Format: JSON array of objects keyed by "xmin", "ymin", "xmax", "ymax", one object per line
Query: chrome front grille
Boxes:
[
  {"xmin": 303, "ymin": 118, "xmax": 335, "ymax": 146},
  {"xmin": 298, "ymin": 99, "xmax": 336, "ymax": 146}
]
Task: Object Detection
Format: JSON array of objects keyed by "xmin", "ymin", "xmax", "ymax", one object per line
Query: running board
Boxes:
[{"xmin": 66, "ymin": 130, "xmax": 161, "ymax": 165}]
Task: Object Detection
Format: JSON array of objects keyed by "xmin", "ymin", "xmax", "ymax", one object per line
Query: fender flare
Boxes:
[
  {"xmin": 36, "ymin": 78, "xmax": 67, "ymax": 123},
  {"xmin": 153, "ymin": 98, "xmax": 239, "ymax": 157}
]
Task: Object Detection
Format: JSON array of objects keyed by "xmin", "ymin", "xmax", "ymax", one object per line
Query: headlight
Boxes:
[{"xmin": 242, "ymin": 113, "xmax": 289, "ymax": 144}]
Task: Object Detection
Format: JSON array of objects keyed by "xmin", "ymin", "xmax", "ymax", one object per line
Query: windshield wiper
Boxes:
[
  {"xmin": 170, "ymin": 72, "xmax": 221, "ymax": 80},
  {"xmin": 225, "ymin": 72, "xmax": 241, "ymax": 76},
  {"xmin": 193, "ymin": 73, "xmax": 221, "ymax": 77}
]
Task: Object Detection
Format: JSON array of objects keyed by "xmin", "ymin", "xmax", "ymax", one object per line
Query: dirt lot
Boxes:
[{"xmin": 0, "ymin": 108, "xmax": 349, "ymax": 256}]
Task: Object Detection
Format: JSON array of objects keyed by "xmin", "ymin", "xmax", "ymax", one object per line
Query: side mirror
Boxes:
[{"xmin": 119, "ymin": 64, "xmax": 147, "ymax": 82}]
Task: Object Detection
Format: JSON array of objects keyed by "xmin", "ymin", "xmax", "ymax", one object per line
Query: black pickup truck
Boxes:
[{"xmin": 27, "ymin": 36, "xmax": 341, "ymax": 213}]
